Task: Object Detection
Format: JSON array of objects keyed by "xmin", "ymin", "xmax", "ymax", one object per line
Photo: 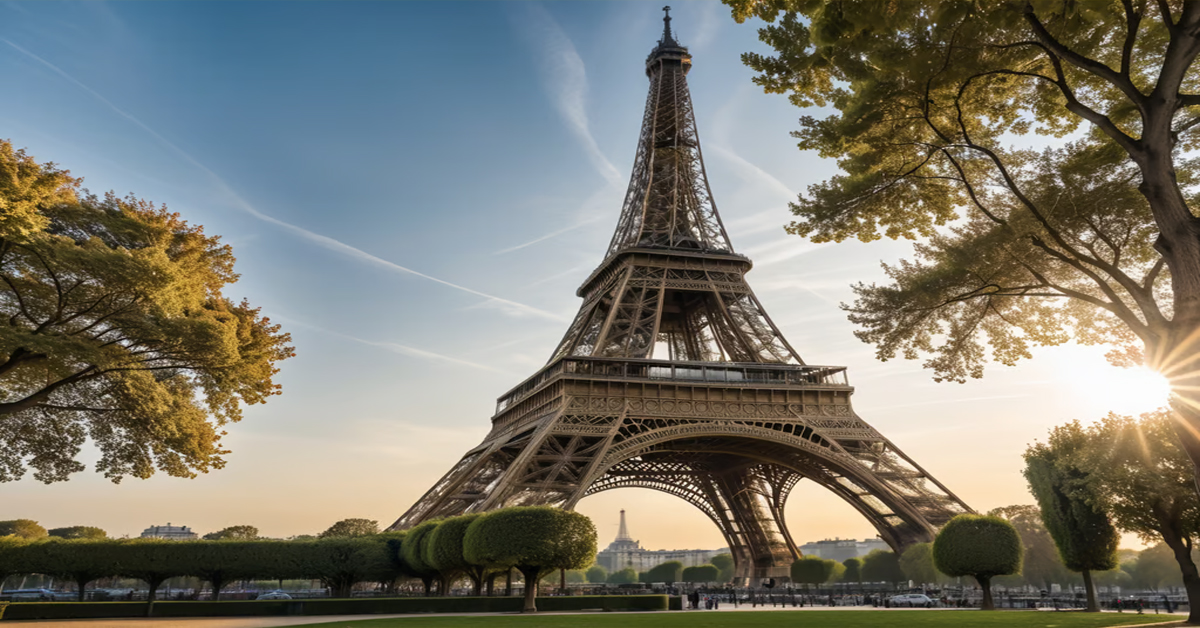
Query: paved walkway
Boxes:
[{"xmin": 3, "ymin": 606, "xmax": 1190, "ymax": 628}]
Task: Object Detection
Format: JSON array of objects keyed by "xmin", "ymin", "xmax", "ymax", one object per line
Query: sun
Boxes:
[{"xmin": 1061, "ymin": 356, "xmax": 1173, "ymax": 417}]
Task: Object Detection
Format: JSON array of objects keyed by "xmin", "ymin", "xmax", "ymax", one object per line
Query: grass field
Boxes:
[{"xmin": 299, "ymin": 610, "xmax": 1179, "ymax": 628}]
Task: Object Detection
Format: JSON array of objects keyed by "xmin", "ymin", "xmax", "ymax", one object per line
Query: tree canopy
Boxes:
[
  {"xmin": 427, "ymin": 514, "xmax": 493, "ymax": 595},
  {"xmin": 933, "ymin": 514, "xmax": 1023, "ymax": 610},
  {"xmin": 47, "ymin": 526, "xmax": 106, "ymax": 539},
  {"xmin": 401, "ymin": 520, "xmax": 442, "ymax": 595},
  {"xmin": 860, "ymin": 549, "xmax": 905, "ymax": 583},
  {"xmin": 319, "ymin": 518, "xmax": 379, "ymax": 538},
  {"xmin": 711, "ymin": 553, "xmax": 735, "ymax": 583},
  {"xmin": 0, "ymin": 140, "xmax": 293, "ymax": 483},
  {"xmin": 585, "ymin": 564, "xmax": 608, "ymax": 583},
  {"xmin": 607, "ymin": 567, "xmax": 637, "ymax": 584},
  {"xmin": 790, "ymin": 555, "xmax": 835, "ymax": 587},
  {"xmin": 644, "ymin": 560, "xmax": 683, "ymax": 584},
  {"xmin": 899, "ymin": 543, "xmax": 943, "ymax": 586},
  {"xmin": 202, "ymin": 525, "xmax": 259, "ymax": 541},
  {"xmin": 842, "ymin": 557, "xmax": 862, "ymax": 584},
  {"xmin": 724, "ymin": 0, "xmax": 1200, "ymax": 479},
  {"xmin": 1024, "ymin": 443, "xmax": 1118, "ymax": 612},
  {"xmin": 0, "ymin": 519, "xmax": 46, "ymax": 539},
  {"xmin": 681, "ymin": 564, "xmax": 720, "ymax": 584},
  {"xmin": 462, "ymin": 507, "xmax": 596, "ymax": 612},
  {"xmin": 986, "ymin": 505, "xmax": 1073, "ymax": 590},
  {"xmin": 1039, "ymin": 411, "xmax": 1200, "ymax": 621}
]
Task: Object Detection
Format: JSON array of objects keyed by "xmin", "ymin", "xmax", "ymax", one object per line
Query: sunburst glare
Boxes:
[{"xmin": 1063, "ymin": 358, "xmax": 1172, "ymax": 417}]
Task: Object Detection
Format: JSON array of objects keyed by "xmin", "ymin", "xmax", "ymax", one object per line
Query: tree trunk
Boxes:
[
  {"xmin": 421, "ymin": 576, "xmax": 433, "ymax": 596},
  {"xmin": 76, "ymin": 577, "xmax": 87, "ymax": 602},
  {"xmin": 470, "ymin": 571, "xmax": 482, "ymax": 596},
  {"xmin": 977, "ymin": 575, "xmax": 993, "ymax": 610},
  {"xmin": 505, "ymin": 568, "xmax": 512, "ymax": 597},
  {"xmin": 1159, "ymin": 524, "xmax": 1200, "ymax": 624},
  {"xmin": 560, "ymin": 568, "xmax": 566, "ymax": 594},
  {"xmin": 211, "ymin": 577, "xmax": 224, "ymax": 601},
  {"xmin": 486, "ymin": 572, "xmax": 495, "ymax": 596},
  {"xmin": 1170, "ymin": 398, "xmax": 1200, "ymax": 495},
  {"xmin": 519, "ymin": 567, "xmax": 539, "ymax": 613},
  {"xmin": 1081, "ymin": 569, "xmax": 1098, "ymax": 612}
]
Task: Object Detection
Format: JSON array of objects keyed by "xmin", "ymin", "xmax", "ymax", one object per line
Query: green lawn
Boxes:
[{"xmin": 299, "ymin": 610, "xmax": 1179, "ymax": 628}]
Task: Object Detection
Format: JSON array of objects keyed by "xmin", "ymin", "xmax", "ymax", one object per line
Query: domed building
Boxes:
[{"xmin": 595, "ymin": 510, "xmax": 726, "ymax": 572}]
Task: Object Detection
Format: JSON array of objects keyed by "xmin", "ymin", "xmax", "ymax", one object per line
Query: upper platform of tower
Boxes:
[
  {"xmin": 603, "ymin": 6, "xmax": 736, "ymax": 259},
  {"xmin": 646, "ymin": 6, "xmax": 692, "ymax": 76}
]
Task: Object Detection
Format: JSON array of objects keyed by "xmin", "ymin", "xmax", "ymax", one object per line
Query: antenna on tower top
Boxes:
[{"xmin": 661, "ymin": 6, "xmax": 676, "ymax": 45}]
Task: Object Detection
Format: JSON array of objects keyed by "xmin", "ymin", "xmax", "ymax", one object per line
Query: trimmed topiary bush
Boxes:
[
  {"xmin": 681, "ymin": 564, "xmax": 719, "ymax": 583},
  {"xmin": 790, "ymin": 555, "xmax": 833, "ymax": 588},
  {"xmin": 427, "ymin": 514, "xmax": 495, "ymax": 595},
  {"xmin": 463, "ymin": 507, "xmax": 597, "ymax": 613},
  {"xmin": 643, "ymin": 560, "xmax": 683, "ymax": 584},
  {"xmin": 401, "ymin": 521, "xmax": 441, "ymax": 595},
  {"xmin": 933, "ymin": 514, "xmax": 1023, "ymax": 610}
]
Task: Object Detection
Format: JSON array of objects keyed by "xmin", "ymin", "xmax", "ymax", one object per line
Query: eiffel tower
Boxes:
[{"xmin": 391, "ymin": 7, "xmax": 971, "ymax": 582}]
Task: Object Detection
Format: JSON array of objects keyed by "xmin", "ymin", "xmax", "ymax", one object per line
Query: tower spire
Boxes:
[
  {"xmin": 616, "ymin": 509, "xmax": 632, "ymax": 541},
  {"xmin": 661, "ymin": 6, "xmax": 676, "ymax": 46}
]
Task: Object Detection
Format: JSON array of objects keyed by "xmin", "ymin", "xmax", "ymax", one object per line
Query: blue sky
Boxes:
[{"xmin": 1, "ymin": 1, "xmax": 1166, "ymax": 549}]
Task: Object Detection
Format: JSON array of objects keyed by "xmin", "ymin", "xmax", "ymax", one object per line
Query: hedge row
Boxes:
[{"xmin": 0, "ymin": 595, "xmax": 669, "ymax": 620}]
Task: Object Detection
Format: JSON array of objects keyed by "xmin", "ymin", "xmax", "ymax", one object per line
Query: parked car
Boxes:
[
  {"xmin": 256, "ymin": 591, "xmax": 292, "ymax": 600},
  {"xmin": 890, "ymin": 593, "xmax": 934, "ymax": 607},
  {"xmin": 2, "ymin": 589, "xmax": 55, "ymax": 602}
]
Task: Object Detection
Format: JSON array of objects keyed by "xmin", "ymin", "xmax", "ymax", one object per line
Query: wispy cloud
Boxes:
[
  {"xmin": 708, "ymin": 143, "xmax": 795, "ymax": 200},
  {"xmin": 514, "ymin": 4, "xmax": 622, "ymax": 187},
  {"xmin": 2, "ymin": 39, "xmax": 564, "ymax": 323},
  {"xmin": 280, "ymin": 316, "xmax": 510, "ymax": 374},
  {"xmin": 496, "ymin": 216, "xmax": 604, "ymax": 254}
]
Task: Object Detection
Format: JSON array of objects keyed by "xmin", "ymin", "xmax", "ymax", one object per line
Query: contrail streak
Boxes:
[{"xmin": 2, "ymin": 38, "xmax": 565, "ymax": 322}]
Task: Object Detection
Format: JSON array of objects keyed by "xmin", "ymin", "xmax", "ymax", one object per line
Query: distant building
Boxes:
[
  {"xmin": 140, "ymin": 523, "xmax": 198, "ymax": 540},
  {"xmin": 595, "ymin": 510, "xmax": 726, "ymax": 573},
  {"xmin": 798, "ymin": 537, "xmax": 889, "ymax": 563}
]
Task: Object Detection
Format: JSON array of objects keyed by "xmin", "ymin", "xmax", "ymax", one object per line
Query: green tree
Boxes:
[
  {"xmin": 22, "ymin": 538, "xmax": 118, "ymax": 601},
  {"xmin": 828, "ymin": 560, "xmax": 846, "ymax": 583},
  {"xmin": 899, "ymin": 543, "xmax": 942, "ymax": 586},
  {"xmin": 711, "ymin": 553, "xmax": 735, "ymax": 583},
  {"xmin": 1048, "ymin": 412, "xmax": 1200, "ymax": 620},
  {"xmin": 0, "ymin": 519, "xmax": 46, "ymax": 539},
  {"xmin": 303, "ymin": 537, "xmax": 393, "ymax": 598},
  {"xmin": 607, "ymin": 567, "xmax": 637, "ymax": 585},
  {"xmin": 203, "ymin": 525, "xmax": 259, "ymax": 541},
  {"xmin": 585, "ymin": 564, "xmax": 608, "ymax": 583},
  {"xmin": 47, "ymin": 526, "xmax": 106, "ymax": 540},
  {"xmin": 790, "ymin": 555, "xmax": 833, "ymax": 590},
  {"xmin": 462, "ymin": 507, "xmax": 597, "ymax": 613},
  {"xmin": 933, "ymin": 515, "xmax": 1023, "ymax": 610},
  {"xmin": 643, "ymin": 560, "xmax": 683, "ymax": 584},
  {"xmin": 987, "ymin": 505, "xmax": 1073, "ymax": 590},
  {"xmin": 861, "ymin": 549, "xmax": 905, "ymax": 585},
  {"xmin": 172, "ymin": 541, "xmax": 247, "ymax": 601},
  {"xmin": 319, "ymin": 518, "xmax": 379, "ymax": 539},
  {"xmin": 401, "ymin": 520, "xmax": 441, "ymax": 595},
  {"xmin": 724, "ymin": 0, "xmax": 1200, "ymax": 486},
  {"xmin": 0, "ymin": 142, "xmax": 293, "ymax": 483},
  {"xmin": 427, "ymin": 514, "xmax": 495, "ymax": 596},
  {"xmin": 842, "ymin": 557, "xmax": 862, "ymax": 585},
  {"xmin": 1129, "ymin": 544, "xmax": 1183, "ymax": 590},
  {"xmin": 1024, "ymin": 443, "xmax": 1119, "ymax": 612},
  {"xmin": 0, "ymin": 536, "xmax": 30, "ymax": 587},
  {"xmin": 681, "ymin": 564, "xmax": 720, "ymax": 584},
  {"xmin": 114, "ymin": 539, "xmax": 183, "ymax": 601}
]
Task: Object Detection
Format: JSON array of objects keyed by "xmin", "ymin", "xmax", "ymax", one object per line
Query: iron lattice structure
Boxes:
[{"xmin": 390, "ymin": 9, "xmax": 971, "ymax": 582}]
